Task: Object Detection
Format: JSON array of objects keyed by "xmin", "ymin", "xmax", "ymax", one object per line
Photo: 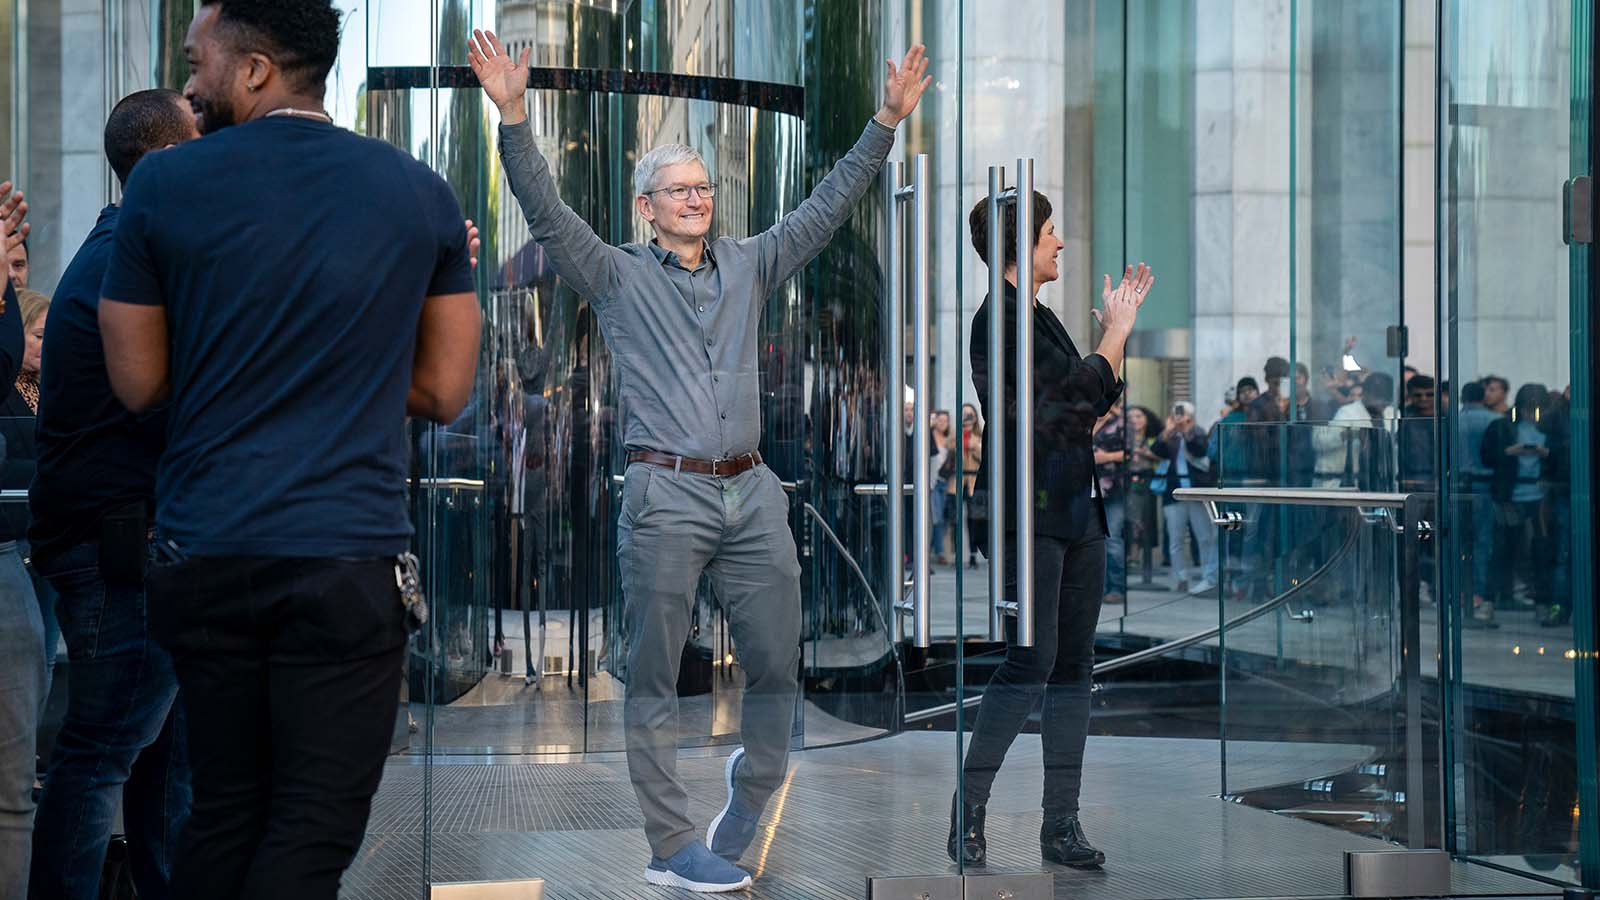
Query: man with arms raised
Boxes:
[
  {"xmin": 469, "ymin": 28, "xmax": 928, "ymax": 893},
  {"xmin": 98, "ymin": 3, "xmax": 481, "ymax": 897}
]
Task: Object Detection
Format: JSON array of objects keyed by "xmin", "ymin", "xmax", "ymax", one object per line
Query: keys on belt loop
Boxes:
[{"xmin": 395, "ymin": 552, "xmax": 429, "ymax": 634}]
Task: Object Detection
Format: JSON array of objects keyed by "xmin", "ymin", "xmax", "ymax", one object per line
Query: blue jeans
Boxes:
[
  {"xmin": 1468, "ymin": 489, "xmax": 1495, "ymax": 601},
  {"xmin": 1103, "ymin": 497, "xmax": 1127, "ymax": 595},
  {"xmin": 0, "ymin": 542, "xmax": 45, "ymax": 900},
  {"xmin": 931, "ymin": 489, "xmax": 951, "ymax": 559},
  {"xmin": 1548, "ymin": 489, "xmax": 1571, "ymax": 604},
  {"xmin": 30, "ymin": 542, "xmax": 189, "ymax": 900}
]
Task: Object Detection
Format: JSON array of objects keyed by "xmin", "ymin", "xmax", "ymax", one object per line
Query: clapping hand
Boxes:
[
  {"xmin": 1093, "ymin": 262, "xmax": 1153, "ymax": 334},
  {"xmin": 469, "ymin": 30, "xmax": 530, "ymax": 125},
  {"xmin": 465, "ymin": 219, "xmax": 481, "ymax": 269}
]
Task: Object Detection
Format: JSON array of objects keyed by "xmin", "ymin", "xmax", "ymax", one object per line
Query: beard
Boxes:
[{"xmin": 191, "ymin": 94, "xmax": 239, "ymax": 135}]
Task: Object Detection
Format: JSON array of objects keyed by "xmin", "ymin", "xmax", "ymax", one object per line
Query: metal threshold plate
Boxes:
[{"xmin": 431, "ymin": 879, "xmax": 545, "ymax": 900}]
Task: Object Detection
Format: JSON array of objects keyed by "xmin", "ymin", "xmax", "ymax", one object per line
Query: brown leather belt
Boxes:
[{"xmin": 627, "ymin": 450, "xmax": 763, "ymax": 477}]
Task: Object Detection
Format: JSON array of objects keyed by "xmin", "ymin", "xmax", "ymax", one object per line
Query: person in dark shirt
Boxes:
[
  {"xmin": 0, "ymin": 182, "xmax": 44, "ymax": 900},
  {"xmin": 1399, "ymin": 373, "xmax": 1437, "ymax": 492},
  {"xmin": 96, "ymin": 4, "xmax": 482, "ymax": 897},
  {"xmin": 1539, "ymin": 386, "xmax": 1573, "ymax": 627},
  {"xmin": 953, "ymin": 188, "xmax": 1150, "ymax": 871},
  {"xmin": 27, "ymin": 88, "xmax": 200, "ymax": 900},
  {"xmin": 1481, "ymin": 384, "xmax": 1554, "ymax": 627}
]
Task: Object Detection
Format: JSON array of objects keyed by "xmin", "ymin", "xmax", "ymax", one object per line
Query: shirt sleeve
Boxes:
[
  {"xmin": 0, "ymin": 280, "xmax": 20, "ymax": 389},
  {"xmin": 748, "ymin": 118, "xmax": 896, "ymax": 296},
  {"xmin": 100, "ymin": 161, "xmax": 165, "ymax": 306},
  {"xmin": 497, "ymin": 120, "xmax": 627, "ymax": 304},
  {"xmin": 428, "ymin": 176, "xmax": 477, "ymax": 297}
]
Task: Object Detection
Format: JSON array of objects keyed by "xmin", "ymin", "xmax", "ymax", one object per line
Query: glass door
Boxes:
[
  {"xmin": 1439, "ymin": 0, "xmax": 1599, "ymax": 887},
  {"xmin": 358, "ymin": 0, "xmax": 973, "ymax": 894}
]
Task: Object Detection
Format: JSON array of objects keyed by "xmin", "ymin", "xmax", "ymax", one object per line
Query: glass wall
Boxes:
[
  {"xmin": 1439, "ymin": 0, "xmax": 1599, "ymax": 884},
  {"xmin": 5, "ymin": 0, "xmax": 1595, "ymax": 896}
]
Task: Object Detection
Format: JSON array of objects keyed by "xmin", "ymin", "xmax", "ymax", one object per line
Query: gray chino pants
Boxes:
[{"xmin": 616, "ymin": 461, "xmax": 801, "ymax": 859}]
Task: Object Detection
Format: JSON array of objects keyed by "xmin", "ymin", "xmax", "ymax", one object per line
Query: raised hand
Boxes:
[
  {"xmin": 1093, "ymin": 262, "xmax": 1153, "ymax": 334},
  {"xmin": 468, "ymin": 29, "xmax": 530, "ymax": 125},
  {"xmin": 877, "ymin": 44, "xmax": 932, "ymax": 127},
  {"xmin": 1, "ymin": 181, "xmax": 28, "ymax": 257}
]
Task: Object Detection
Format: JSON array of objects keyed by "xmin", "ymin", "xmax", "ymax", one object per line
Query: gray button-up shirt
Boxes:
[{"xmin": 498, "ymin": 117, "xmax": 895, "ymax": 460}]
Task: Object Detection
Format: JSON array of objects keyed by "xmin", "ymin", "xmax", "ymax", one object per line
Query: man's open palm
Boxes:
[
  {"xmin": 469, "ymin": 29, "xmax": 529, "ymax": 114},
  {"xmin": 881, "ymin": 44, "xmax": 932, "ymax": 124}
]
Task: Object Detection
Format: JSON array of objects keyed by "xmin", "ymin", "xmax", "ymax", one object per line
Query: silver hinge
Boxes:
[{"xmin": 1565, "ymin": 175, "xmax": 1593, "ymax": 244}]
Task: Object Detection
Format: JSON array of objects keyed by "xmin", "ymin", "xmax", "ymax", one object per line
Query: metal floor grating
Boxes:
[{"xmin": 341, "ymin": 734, "xmax": 1557, "ymax": 900}]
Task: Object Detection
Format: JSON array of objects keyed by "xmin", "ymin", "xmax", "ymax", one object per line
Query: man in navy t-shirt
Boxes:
[
  {"xmin": 98, "ymin": 3, "xmax": 482, "ymax": 897},
  {"xmin": 28, "ymin": 88, "xmax": 200, "ymax": 900}
]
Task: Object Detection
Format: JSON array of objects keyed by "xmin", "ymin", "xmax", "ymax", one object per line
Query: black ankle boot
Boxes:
[
  {"xmin": 1040, "ymin": 814, "xmax": 1105, "ymax": 868},
  {"xmin": 947, "ymin": 794, "xmax": 987, "ymax": 866}
]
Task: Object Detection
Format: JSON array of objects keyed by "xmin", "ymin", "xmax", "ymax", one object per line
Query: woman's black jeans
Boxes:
[{"xmin": 960, "ymin": 518, "xmax": 1106, "ymax": 819}]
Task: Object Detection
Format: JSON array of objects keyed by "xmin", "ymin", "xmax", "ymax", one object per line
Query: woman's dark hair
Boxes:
[
  {"xmin": 1513, "ymin": 383, "xmax": 1550, "ymax": 418},
  {"xmin": 968, "ymin": 191, "xmax": 1052, "ymax": 271},
  {"xmin": 1130, "ymin": 405, "xmax": 1160, "ymax": 440},
  {"xmin": 203, "ymin": 0, "xmax": 342, "ymax": 95}
]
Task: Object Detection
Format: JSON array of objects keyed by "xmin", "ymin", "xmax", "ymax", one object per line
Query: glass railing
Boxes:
[{"xmin": 1188, "ymin": 421, "xmax": 1442, "ymax": 851}]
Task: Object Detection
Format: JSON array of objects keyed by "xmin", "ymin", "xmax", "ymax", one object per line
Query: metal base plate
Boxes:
[
  {"xmin": 865, "ymin": 873, "xmax": 1054, "ymax": 900},
  {"xmin": 1345, "ymin": 850, "xmax": 1450, "ymax": 897},
  {"xmin": 867, "ymin": 874, "xmax": 963, "ymax": 900},
  {"xmin": 962, "ymin": 872, "xmax": 1054, "ymax": 900},
  {"xmin": 431, "ymin": 879, "xmax": 545, "ymax": 899}
]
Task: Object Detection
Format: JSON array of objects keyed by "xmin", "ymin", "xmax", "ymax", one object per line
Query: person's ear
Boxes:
[
  {"xmin": 244, "ymin": 53, "xmax": 272, "ymax": 93},
  {"xmin": 635, "ymin": 194, "xmax": 655, "ymax": 224}
]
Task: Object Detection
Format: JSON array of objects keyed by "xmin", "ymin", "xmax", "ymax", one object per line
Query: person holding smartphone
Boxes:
[{"xmin": 1480, "ymin": 384, "xmax": 1553, "ymax": 625}]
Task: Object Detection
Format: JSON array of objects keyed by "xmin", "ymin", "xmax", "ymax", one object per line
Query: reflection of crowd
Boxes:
[
  {"xmin": 1081, "ymin": 345, "xmax": 1574, "ymax": 626},
  {"xmin": 1464, "ymin": 378, "xmax": 1573, "ymax": 628},
  {"xmin": 924, "ymin": 402, "xmax": 983, "ymax": 567}
]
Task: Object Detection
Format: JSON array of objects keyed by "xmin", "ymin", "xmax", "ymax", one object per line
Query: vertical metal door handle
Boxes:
[
  {"xmin": 909, "ymin": 155, "xmax": 933, "ymax": 649},
  {"xmin": 883, "ymin": 161, "xmax": 906, "ymax": 647},
  {"xmin": 1014, "ymin": 158, "xmax": 1036, "ymax": 648},
  {"xmin": 986, "ymin": 166, "xmax": 1008, "ymax": 642}
]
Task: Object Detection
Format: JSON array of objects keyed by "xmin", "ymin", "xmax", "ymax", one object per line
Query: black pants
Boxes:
[
  {"xmin": 147, "ymin": 556, "xmax": 408, "ymax": 900},
  {"xmin": 961, "ymin": 521, "xmax": 1107, "ymax": 819}
]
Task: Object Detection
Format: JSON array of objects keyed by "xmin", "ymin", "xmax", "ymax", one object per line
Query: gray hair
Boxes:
[{"xmin": 634, "ymin": 143, "xmax": 706, "ymax": 196}]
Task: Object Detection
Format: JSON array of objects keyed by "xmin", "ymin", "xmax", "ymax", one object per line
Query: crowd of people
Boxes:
[{"xmin": 913, "ymin": 347, "xmax": 1573, "ymax": 628}]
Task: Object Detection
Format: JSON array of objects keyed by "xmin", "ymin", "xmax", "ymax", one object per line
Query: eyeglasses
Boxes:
[{"xmin": 646, "ymin": 183, "xmax": 716, "ymax": 201}]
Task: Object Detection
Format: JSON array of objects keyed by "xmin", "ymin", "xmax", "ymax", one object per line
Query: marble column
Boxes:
[{"xmin": 1191, "ymin": 0, "xmax": 1301, "ymax": 428}]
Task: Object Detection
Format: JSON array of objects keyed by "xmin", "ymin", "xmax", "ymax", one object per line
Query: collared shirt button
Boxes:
[
  {"xmin": 720, "ymin": 413, "xmax": 728, "ymax": 420},
  {"xmin": 705, "ymin": 338, "xmax": 713, "ymax": 347}
]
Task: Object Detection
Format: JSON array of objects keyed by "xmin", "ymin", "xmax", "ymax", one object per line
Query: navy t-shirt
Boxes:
[
  {"xmin": 101, "ymin": 117, "xmax": 475, "ymax": 558},
  {"xmin": 29, "ymin": 205, "xmax": 168, "ymax": 566}
]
